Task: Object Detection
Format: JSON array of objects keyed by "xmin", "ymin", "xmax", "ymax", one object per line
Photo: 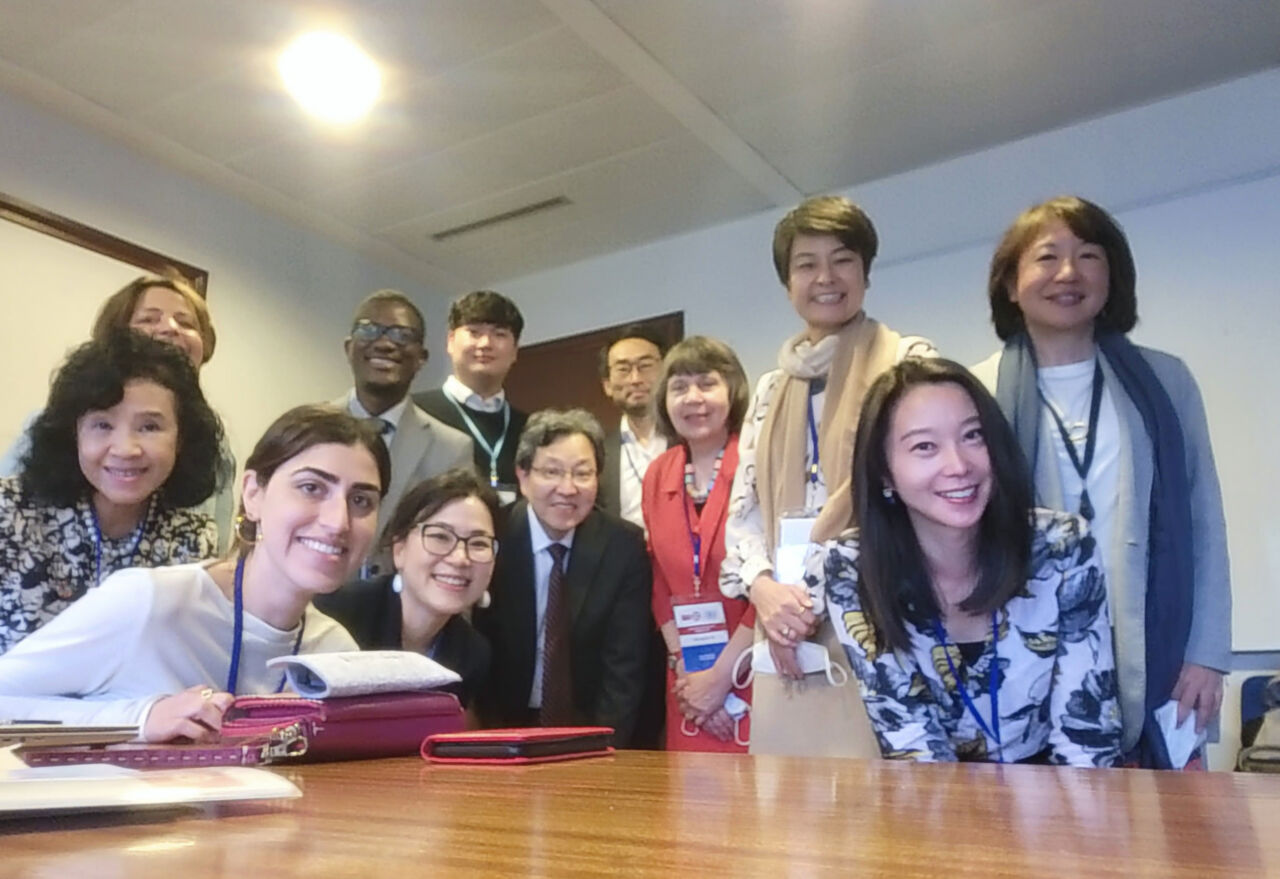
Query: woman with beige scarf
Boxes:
[{"xmin": 720, "ymin": 195, "xmax": 933, "ymax": 756}]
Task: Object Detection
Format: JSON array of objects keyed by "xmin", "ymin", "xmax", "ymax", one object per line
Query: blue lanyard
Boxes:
[
  {"xmin": 680, "ymin": 497, "xmax": 705, "ymax": 595},
  {"xmin": 932, "ymin": 611, "xmax": 1002, "ymax": 762},
  {"xmin": 806, "ymin": 394, "xmax": 821, "ymax": 485},
  {"xmin": 679, "ymin": 446, "xmax": 725, "ymax": 595},
  {"xmin": 226, "ymin": 555, "xmax": 306, "ymax": 695},
  {"xmin": 446, "ymin": 395, "xmax": 511, "ymax": 487},
  {"xmin": 89, "ymin": 497, "xmax": 152, "ymax": 587}
]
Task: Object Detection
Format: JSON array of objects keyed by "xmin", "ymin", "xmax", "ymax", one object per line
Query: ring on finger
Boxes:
[
  {"xmin": 200, "ymin": 687, "xmax": 215, "ymax": 701},
  {"xmin": 781, "ymin": 626, "xmax": 792, "ymax": 639}
]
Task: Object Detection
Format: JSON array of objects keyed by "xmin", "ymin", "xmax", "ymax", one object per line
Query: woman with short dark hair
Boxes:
[
  {"xmin": 807, "ymin": 358, "xmax": 1121, "ymax": 766},
  {"xmin": 0, "ymin": 405, "xmax": 385, "ymax": 741},
  {"xmin": 973, "ymin": 195, "xmax": 1230, "ymax": 768},
  {"xmin": 1, "ymin": 274, "xmax": 236, "ymax": 549},
  {"xmin": 0, "ymin": 331, "xmax": 224, "ymax": 653},
  {"xmin": 315, "ymin": 469, "xmax": 498, "ymax": 712}
]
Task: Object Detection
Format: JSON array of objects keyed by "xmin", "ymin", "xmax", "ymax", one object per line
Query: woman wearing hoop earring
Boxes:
[
  {"xmin": 315, "ymin": 469, "xmax": 497, "ymax": 713},
  {"xmin": 0, "ymin": 406, "xmax": 387, "ymax": 743}
]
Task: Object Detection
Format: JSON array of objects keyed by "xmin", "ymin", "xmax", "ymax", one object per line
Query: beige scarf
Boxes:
[{"xmin": 756, "ymin": 312, "xmax": 902, "ymax": 556}]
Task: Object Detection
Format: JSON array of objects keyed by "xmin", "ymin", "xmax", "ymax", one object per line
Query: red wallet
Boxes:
[
  {"xmin": 21, "ymin": 691, "xmax": 464, "ymax": 769},
  {"xmin": 421, "ymin": 726, "xmax": 615, "ymax": 765}
]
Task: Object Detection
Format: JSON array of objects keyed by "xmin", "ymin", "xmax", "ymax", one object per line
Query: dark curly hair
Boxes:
[{"xmin": 19, "ymin": 330, "xmax": 226, "ymax": 510}]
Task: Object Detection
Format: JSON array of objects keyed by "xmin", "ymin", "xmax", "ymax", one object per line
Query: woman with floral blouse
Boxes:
[{"xmin": 805, "ymin": 358, "xmax": 1121, "ymax": 766}]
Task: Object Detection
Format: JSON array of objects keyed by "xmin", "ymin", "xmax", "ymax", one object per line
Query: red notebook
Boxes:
[{"xmin": 421, "ymin": 726, "xmax": 614, "ymax": 765}]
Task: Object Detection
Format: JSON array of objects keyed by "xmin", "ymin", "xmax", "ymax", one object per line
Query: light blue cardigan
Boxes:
[{"xmin": 973, "ymin": 346, "xmax": 1232, "ymax": 752}]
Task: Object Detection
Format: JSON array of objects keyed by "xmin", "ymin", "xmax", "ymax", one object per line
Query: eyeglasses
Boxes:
[
  {"xmin": 530, "ymin": 465, "xmax": 597, "ymax": 488},
  {"xmin": 351, "ymin": 320, "xmax": 423, "ymax": 346},
  {"xmin": 418, "ymin": 524, "xmax": 498, "ymax": 563},
  {"xmin": 608, "ymin": 357, "xmax": 660, "ymax": 381}
]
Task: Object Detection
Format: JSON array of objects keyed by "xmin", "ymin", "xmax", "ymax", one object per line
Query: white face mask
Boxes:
[
  {"xmin": 680, "ymin": 692, "xmax": 751, "ymax": 748},
  {"xmin": 732, "ymin": 639, "xmax": 848, "ymax": 689}
]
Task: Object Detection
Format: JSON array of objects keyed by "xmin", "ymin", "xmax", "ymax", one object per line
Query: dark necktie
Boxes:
[
  {"xmin": 362, "ymin": 417, "xmax": 394, "ymax": 444},
  {"xmin": 540, "ymin": 542, "xmax": 573, "ymax": 726}
]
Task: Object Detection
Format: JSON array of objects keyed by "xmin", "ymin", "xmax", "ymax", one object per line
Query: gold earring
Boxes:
[{"xmin": 234, "ymin": 514, "xmax": 261, "ymax": 545}]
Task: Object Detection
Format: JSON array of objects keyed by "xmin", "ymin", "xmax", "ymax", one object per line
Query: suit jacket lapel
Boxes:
[
  {"xmin": 565, "ymin": 511, "xmax": 605, "ymax": 625},
  {"xmin": 385, "ymin": 407, "xmax": 429, "ymax": 518},
  {"xmin": 698, "ymin": 437, "xmax": 737, "ymax": 557}
]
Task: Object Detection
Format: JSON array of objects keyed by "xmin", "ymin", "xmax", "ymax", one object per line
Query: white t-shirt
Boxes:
[
  {"xmin": 0, "ymin": 564, "xmax": 357, "ymax": 731},
  {"xmin": 1038, "ymin": 358, "xmax": 1120, "ymax": 575}
]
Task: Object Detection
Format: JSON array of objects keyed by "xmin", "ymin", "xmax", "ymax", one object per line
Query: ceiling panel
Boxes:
[{"xmin": 0, "ymin": 0, "xmax": 1276, "ymax": 288}]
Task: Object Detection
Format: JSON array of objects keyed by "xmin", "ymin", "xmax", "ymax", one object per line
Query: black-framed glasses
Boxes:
[
  {"xmin": 608, "ymin": 357, "xmax": 660, "ymax": 381},
  {"xmin": 418, "ymin": 523, "xmax": 498, "ymax": 563},
  {"xmin": 351, "ymin": 320, "xmax": 423, "ymax": 346}
]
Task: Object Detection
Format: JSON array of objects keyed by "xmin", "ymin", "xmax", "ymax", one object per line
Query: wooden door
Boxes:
[{"xmin": 505, "ymin": 312, "xmax": 684, "ymax": 429}]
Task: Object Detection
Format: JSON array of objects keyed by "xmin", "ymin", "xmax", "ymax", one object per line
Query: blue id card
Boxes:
[{"xmin": 673, "ymin": 599, "xmax": 729, "ymax": 673}]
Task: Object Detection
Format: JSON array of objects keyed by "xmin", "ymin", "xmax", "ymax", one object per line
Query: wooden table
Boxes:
[{"xmin": 2, "ymin": 752, "xmax": 1279, "ymax": 878}]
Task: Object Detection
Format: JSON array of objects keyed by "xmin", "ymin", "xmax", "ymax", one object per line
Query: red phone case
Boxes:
[{"xmin": 421, "ymin": 726, "xmax": 615, "ymax": 765}]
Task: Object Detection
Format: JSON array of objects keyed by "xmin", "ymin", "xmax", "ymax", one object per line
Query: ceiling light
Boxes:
[{"xmin": 278, "ymin": 32, "xmax": 380, "ymax": 124}]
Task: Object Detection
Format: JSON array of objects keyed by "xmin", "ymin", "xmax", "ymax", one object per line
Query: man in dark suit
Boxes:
[
  {"xmin": 332, "ymin": 290, "xmax": 472, "ymax": 575},
  {"xmin": 475, "ymin": 409, "xmax": 652, "ymax": 747},
  {"xmin": 596, "ymin": 326, "xmax": 667, "ymax": 528},
  {"xmin": 413, "ymin": 290, "xmax": 528, "ymax": 503}
]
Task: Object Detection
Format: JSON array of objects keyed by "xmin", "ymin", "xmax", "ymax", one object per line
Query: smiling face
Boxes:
[
  {"xmin": 446, "ymin": 322, "xmax": 517, "ymax": 394},
  {"xmin": 344, "ymin": 300, "xmax": 426, "ymax": 399},
  {"xmin": 884, "ymin": 382, "xmax": 992, "ymax": 549},
  {"xmin": 1009, "ymin": 220, "xmax": 1110, "ymax": 342},
  {"xmin": 515, "ymin": 432, "xmax": 599, "ymax": 539},
  {"xmin": 786, "ymin": 232, "xmax": 868, "ymax": 338},
  {"xmin": 129, "ymin": 285, "xmax": 206, "ymax": 370},
  {"xmin": 665, "ymin": 370, "xmax": 731, "ymax": 447},
  {"xmin": 392, "ymin": 495, "xmax": 496, "ymax": 620},
  {"xmin": 601, "ymin": 337, "xmax": 662, "ymax": 418},
  {"xmin": 240, "ymin": 442, "xmax": 382, "ymax": 598},
  {"xmin": 77, "ymin": 378, "xmax": 179, "ymax": 518}
]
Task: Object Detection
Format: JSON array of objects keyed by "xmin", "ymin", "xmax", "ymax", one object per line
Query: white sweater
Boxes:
[{"xmin": 0, "ymin": 564, "xmax": 357, "ymax": 731}]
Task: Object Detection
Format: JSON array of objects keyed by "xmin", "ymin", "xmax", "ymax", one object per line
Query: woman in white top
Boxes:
[
  {"xmin": 972, "ymin": 196, "xmax": 1230, "ymax": 768},
  {"xmin": 720, "ymin": 196, "xmax": 933, "ymax": 672},
  {"xmin": 0, "ymin": 405, "xmax": 390, "ymax": 743},
  {"xmin": 717, "ymin": 195, "xmax": 932, "ymax": 755}
]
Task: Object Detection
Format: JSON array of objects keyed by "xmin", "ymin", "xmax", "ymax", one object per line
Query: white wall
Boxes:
[
  {"xmin": 500, "ymin": 69, "xmax": 1280, "ymax": 655},
  {"xmin": 0, "ymin": 86, "xmax": 452, "ymax": 472}
]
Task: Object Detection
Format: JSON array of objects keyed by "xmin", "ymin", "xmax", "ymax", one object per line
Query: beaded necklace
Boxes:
[{"xmin": 683, "ymin": 447, "xmax": 725, "ymax": 505}]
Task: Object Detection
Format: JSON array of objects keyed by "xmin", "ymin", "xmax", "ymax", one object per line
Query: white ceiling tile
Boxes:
[{"xmin": 0, "ymin": 0, "xmax": 132, "ymax": 64}]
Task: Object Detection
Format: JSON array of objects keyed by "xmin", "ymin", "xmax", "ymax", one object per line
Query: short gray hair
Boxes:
[{"xmin": 515, "ymin": 408, "xmax": 606, "ymax": 473}]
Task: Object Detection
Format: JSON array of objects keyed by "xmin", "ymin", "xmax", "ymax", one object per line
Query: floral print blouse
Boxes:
[
  {"xmin": 0, "ymin": 477, "xmax": 216, "ymax": 654},
  {"xmin": 806, "ymin": 509, "xmax": 1122, "ymax": 767}
]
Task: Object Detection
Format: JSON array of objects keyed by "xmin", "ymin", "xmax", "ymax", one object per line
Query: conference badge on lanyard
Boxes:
[{"xmin": 672, "ymin": 595, "xmax": 729, "ymax": 673}]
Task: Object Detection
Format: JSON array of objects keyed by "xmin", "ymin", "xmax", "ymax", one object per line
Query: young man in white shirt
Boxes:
[{"xmin": 414, "ymin": 290, "xmax": 528, "ymax": 502}]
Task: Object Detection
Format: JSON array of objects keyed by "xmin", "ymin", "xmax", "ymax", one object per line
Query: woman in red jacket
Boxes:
[{"xmin": 643, "ymin": 336, "xmax": 755, "ymax": 752}]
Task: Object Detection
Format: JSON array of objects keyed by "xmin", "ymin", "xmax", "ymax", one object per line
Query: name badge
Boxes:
[{"xmin": 672, "ymin": 598, "xmax": 729, "ymax": 673}]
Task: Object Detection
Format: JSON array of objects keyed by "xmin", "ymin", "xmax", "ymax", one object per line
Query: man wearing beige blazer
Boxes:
[{"xmin": 332, "ymin": 290, "xmax": 473, "ymax": 576}]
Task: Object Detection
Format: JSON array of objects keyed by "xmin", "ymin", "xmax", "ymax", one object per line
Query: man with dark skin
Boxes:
[{"xmin": 332, "ymin": 290, "xmax": 472, "ymax": 575}]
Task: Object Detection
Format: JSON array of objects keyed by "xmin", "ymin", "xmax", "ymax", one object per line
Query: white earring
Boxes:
[
  {"xmin": 477, "ymin": 590, "xmax": 491, "ymax": 609},
  {"xmin": 882, "ymin": 487, "xmax": 896, "ymax": 503}
]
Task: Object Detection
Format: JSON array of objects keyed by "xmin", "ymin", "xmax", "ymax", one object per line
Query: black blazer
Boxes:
[
  {"xmin": 597, "ymin": 428, "xmax": 622, "ymax": 517},
  {"xmin": 313, "ymin": 575, "xmax": 491, "ymax": 709},
  {"xmin": 474, "ymin": 500, "xmax": 651, "ymax": 746}
]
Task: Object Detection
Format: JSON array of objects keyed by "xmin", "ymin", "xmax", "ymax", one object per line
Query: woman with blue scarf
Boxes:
[{"xmin": 972, "ymin": 196, "xmax": 1231, "ymax": 768}]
